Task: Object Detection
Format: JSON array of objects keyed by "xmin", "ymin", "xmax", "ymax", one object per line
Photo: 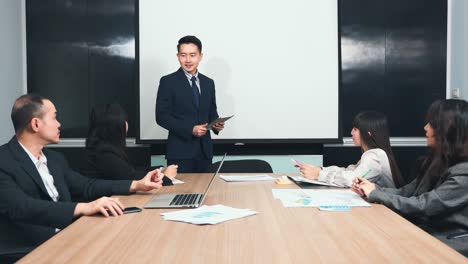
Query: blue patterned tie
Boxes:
[{"xmin": 191, "ymin": 76, "xmax": 200, "ymax": 108}]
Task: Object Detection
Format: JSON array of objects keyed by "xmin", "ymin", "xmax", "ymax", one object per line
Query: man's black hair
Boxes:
[{"xmin": 177, "ymin": 35, "xmax": 202, "ymax": 53}]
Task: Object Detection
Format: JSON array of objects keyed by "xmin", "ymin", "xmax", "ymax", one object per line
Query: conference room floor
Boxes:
[{"xmin": 18, "ymin": 174, "xmax": 467, "ymax": 263}]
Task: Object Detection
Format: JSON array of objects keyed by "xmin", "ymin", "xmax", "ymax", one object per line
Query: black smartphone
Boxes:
[
  {"xmin": 104, "ymin": 206, "xmax": 142, "ymax": 216},
  {"xmin": 122, "ymin": 207, "xmax": 142, "ymax": 214}
]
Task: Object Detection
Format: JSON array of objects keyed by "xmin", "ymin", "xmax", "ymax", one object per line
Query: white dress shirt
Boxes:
[
  {"xmin": 183, "ymin": 69, "xmax": 201, "ymax": 94},
  {"xmin": 19, "ymin": 142, "xmax": 60, "ymax": 202}
]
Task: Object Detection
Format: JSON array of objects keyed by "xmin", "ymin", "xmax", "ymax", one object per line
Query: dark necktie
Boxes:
[{"xmin": 191, "ymin": 76, "xmax": 200, "ymax": 108}]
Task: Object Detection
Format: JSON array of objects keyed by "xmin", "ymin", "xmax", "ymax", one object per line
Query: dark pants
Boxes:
[{"xmin": 167, "ymin": 159, "xmax": 212, "ymax": 173}]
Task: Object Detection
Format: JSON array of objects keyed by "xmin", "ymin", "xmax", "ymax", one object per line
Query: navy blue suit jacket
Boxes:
[
  {"xmin": 0, "ymin": 137, "xmax": 132, "ymax": 255},
  {"xmin": 156, "ymin": 68, "xmax": 219, "ymax": 160}
]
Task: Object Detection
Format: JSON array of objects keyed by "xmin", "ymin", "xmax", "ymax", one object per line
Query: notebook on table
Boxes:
[{"xmin": 287, "ymin": 175, "xmax": 346, "ymax": 189}]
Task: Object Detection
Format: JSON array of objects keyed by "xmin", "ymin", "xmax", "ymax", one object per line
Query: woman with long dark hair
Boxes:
[
  {"xmin": 353, "ymin": 99, "xmax": 468, "ymax": 256},
  {"xmin": 86, "ymin": 103, "xmax": 177, "ymax": 184},
  {"xmin": 298, "ymin": 111, "xmax": 403, "ymax": 188}
]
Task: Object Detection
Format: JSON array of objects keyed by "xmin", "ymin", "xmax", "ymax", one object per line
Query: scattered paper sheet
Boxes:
[
  {"xmin": 272, "ymin": 189, "xmax": 370, "ymax": 208},
  {"xmin": 171, "ymin": 178, "xmax": 184, "ymax": 185},
  {"xmin": 220, "ymin": 175, "xmax": 275, "ymax": 182},
  {"xmin": 161, "ymin": 205, "xmax": 257, "ymax": 225}
]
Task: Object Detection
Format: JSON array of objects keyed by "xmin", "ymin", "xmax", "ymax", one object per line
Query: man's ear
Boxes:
[{"xmin": 30, "ymin": 117, "xmax": 40, "ymax": 132}]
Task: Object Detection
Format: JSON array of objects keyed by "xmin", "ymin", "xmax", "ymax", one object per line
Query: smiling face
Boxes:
[
  {"xmin": 177, "ymin": 43, "xmax": 203, "ymax": 75},
  {"xmin": 424, "ymin": 123, "xmax": 436, "ymax": 147},
  {"xmin": 33, "ymin": 99, "xmax": 61, "ymax": 144}
]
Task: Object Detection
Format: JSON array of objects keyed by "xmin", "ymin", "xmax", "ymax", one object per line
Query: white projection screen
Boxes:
[{"xmin": 138, "ymin": 0, "xmax": 340, "ymax": 143}]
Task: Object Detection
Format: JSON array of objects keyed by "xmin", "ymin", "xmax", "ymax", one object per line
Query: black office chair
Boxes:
[
  {"xmin": 0, "ymin": 248, "xmax": 32, "ymax": 264},
  {"xmin": 208, "ymin": 159, "xmax": 273, "ymax": 173},
  {"xmin": 0, "ymin": 253, "xmax": 26, "ymax": 264},
  {"xmin": 447, "ymin": 231, "xmax": 468, "ymax": 240}
]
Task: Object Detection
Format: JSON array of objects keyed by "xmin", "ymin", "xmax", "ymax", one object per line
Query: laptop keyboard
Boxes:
[{"xmin": 170, "ymin": 194, "xmax": 200, "ymax": 206}]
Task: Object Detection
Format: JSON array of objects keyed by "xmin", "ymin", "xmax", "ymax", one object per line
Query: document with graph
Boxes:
[
  {"xmin": 160, "ymin": 205, "xmax": 257, "ymax": 225},
  {"xmin": 272, "ymin": 189, "xmax": 370, "ymax": 208}
]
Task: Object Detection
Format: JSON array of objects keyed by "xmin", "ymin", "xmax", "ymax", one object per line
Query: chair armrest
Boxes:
[{"xmin": 447, "ymin": 232, "xmax": 468, "ymax": 239}]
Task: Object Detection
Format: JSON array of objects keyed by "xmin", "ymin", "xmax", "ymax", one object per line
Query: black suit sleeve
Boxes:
[
  {"xmin": 209, "ymin": 80, "xmax": 220, "ymax": 134},
  {"xmin": 155, "ymin": 77, "xmax": 193, "ymax": 140},
  {"xmin": 209, "ymin": 79, "xmax": 219, "ymax": 122},
  {"xmin": 0, "ymin": 167, "xmax": 76, "ymax": 229},
  {"xmin": 0, "ymin": 143, "xmax": 132, "ymax": 232},
  {"xmin": 96, "ymin": 151, "xmax": 173, "ymax": 185},
  {"xmin": 148, "ymin": 165, "xmax": 173, "ymax": 186},
  {"xmin": 55, "ymin": 153, "xmax": 132, "ymax": 201},
  {"xmin": 162, "ymin": 176, "xmax": 173, "ymax": 186}
]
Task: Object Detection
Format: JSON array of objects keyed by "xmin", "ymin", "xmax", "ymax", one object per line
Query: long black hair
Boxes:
[
  {"xmin": 418, "ymin": 99, "xmax": 468, "ymax": 188},
  {"xmin": 85, "ymin": 103, "xmax": 128, "ymax": 153},
  {"xmin": 352, "ymin": 111, "xmax": 404, "ymax": 187}
]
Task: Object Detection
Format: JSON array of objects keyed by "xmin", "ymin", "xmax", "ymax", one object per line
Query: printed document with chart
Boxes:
[
  {"xmin": 161, "ymin": 205, "xmax": 257, "ymax": 225},
  {"xmin": 272, "ymin": 189, "xmax": 371, "ymax": 207}
]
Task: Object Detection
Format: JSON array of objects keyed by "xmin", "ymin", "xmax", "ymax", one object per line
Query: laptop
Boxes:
[{"xmin": 144, "ymin": 153, "xmax": 227, "ymax": 209}]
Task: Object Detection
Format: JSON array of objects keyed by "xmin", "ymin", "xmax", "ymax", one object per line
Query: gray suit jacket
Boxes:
[{"xmin": 369, "ymin": 162, "xmax": 468, "ymax": 256}]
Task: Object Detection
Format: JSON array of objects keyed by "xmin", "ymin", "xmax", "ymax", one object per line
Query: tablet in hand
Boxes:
[{"xmin": 208, "ymin": 115, "xmax": 234, "ymax": 129}]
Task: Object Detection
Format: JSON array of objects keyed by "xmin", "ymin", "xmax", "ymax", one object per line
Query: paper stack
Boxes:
[
  {"xmin": 220, "ymin": 175, "xmax": 275, "ymax": 182},
  {"xmin": 161, "ymin": 205, "xmax": 257, "ymax": 225}
]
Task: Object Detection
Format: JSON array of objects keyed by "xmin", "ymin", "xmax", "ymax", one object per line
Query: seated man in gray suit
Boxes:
[{"xmin": 0, "ymin": 94, "xmax": 164, "ymax": 262}]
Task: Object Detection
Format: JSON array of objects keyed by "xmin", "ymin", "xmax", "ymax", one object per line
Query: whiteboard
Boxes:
[{"xmin": 138, "ymin": 0, "xmax": 340, "ymax": 142}]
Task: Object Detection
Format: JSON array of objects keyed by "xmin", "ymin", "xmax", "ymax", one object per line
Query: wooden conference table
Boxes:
[{"xmin": 19, "ymin": 173, "xmax": 467, "ymax": 263}]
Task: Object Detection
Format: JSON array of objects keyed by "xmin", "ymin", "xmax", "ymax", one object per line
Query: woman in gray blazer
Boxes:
[{"xmin": 353, "ymin": 99, "xmax": 468, "ymax": 256}]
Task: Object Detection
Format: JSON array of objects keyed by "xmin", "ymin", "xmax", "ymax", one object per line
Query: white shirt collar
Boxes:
[
  {"xmin": 183, "ymin": 69, "xmax": 199, "ymax": 80},
  {"xmin": 18, "ymin": 142, "xmax": 47, "ymax": 167}
]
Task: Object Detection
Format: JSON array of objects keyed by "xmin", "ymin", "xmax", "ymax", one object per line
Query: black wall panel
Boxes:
[
  {"xmin": 340, "ymin": 0, "xmax": 387, "ymax": 136},
  {"xmin": 27, "ymin": 0, "xmax": 89, "ymax": 137},
  {"xmin": 87, "ymin": 0, "xmax": 137, "ymax": 136},
  {"xmin": 27, "ymin": 0, "xmax": 136, "ymax": 137},
  {"xmin": 340, "ymin": 0, "xmax": 447, "ymax": 137},
  {"xmin": 383, "ymin": 0, "xmax": 447, "ymax": 136}
]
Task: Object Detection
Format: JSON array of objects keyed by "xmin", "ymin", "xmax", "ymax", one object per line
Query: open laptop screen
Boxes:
[{"xmin": 198, "ymin": 153, "xmax": 227, "ymax": 205}]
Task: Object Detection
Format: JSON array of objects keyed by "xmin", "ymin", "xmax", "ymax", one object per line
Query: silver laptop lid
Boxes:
[
  {"xmin": 198, "ymin": 153, "xmax": 227, "ymax": 205},
  {"xmin": 143, "ymin": 153, "xmax": 227, "ymax": 209}
]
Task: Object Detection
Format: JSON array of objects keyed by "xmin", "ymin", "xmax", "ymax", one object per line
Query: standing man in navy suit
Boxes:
[{"xmin": 156, "ymin": 36, "xmax": 224, "ymax": 173}]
